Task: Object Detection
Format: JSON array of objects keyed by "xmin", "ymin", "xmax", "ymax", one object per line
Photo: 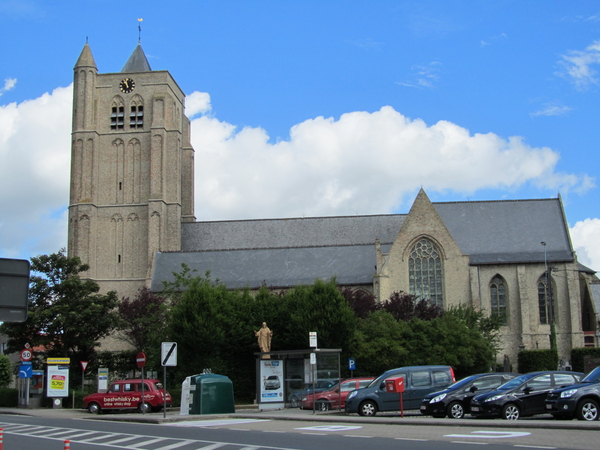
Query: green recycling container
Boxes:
[{"xmin": 189, "ymin": 373, "xmax": 235, "ymax": 414}]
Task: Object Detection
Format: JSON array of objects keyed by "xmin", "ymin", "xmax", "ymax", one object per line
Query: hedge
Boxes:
[{"xmin": 517, "ymin": 349, "xmax": 558, "ymax": 373}]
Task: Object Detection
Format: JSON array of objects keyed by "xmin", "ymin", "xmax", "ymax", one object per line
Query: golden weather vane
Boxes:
[{"xmin": 138, "ymin": 18, "xmax": 143, "ymax": 43}]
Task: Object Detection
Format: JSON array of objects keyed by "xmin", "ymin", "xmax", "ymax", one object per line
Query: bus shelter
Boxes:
[{"xmin": 255, "ymin": 348, "xmax": 341, "ymax": 410}]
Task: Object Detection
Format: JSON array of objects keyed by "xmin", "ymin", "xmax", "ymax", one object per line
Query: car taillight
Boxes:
[{"xmin": 450, "ymin": 367, "xmax": 455, "ymax": 383}]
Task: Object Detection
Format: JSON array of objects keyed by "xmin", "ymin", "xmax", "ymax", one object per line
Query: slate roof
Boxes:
[
  {"xmin": 121, "ymin": 44, "xmax": 152, "ymax": 73},
  {"xmin": 151, "ymin": 197, "xmax": 577, "ymax": 291}
]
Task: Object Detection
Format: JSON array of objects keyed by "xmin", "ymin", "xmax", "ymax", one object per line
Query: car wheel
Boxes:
[
  {"xmin": 447, "ymin": 401, "xmax": 465, "ymax": 419},
  {"xmin": 290, "ymin": 395, "xmax": 300, "ymax": 408},
  {"xmin": 576, "ymin": 399, "xmax": 599, "ymax": 421},
  {"xmin": 358, "ymin": 400, "xmax": 378, "ymax": 416},
  {"xmin": 88, "ymin": 402, "xmax": 101, "ymax": 414},
  {"xmin": 317, "ymin": 401, "xmax": 330, "ymax": 412},
  {"xmin": 138, "ymin": 402, "xmax": 152, "ymax": 414},
  {"xmin": 502, "ymin": 403, "xmax": 520, "ymax": 420}
]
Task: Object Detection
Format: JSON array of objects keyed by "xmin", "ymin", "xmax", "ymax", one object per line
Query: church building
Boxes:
[{"xmin": 68, "ymin": 43, "xmax": 599, "ymax": 369}]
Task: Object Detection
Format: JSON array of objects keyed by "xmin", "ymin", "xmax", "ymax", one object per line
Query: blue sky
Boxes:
[{"xmin": 1, "ymin": 0, "xmax": 599, "ymax": 270}]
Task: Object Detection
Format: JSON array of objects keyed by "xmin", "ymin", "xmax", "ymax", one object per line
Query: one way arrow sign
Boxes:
[{"xmin": 161, "ymin": 342, "xmax": 177, "ymax": 367}]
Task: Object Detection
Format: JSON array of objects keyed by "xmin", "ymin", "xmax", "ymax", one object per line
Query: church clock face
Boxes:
[{"xmin": 119, "ymin": 77, "xmax": 135, "ymax": 93}]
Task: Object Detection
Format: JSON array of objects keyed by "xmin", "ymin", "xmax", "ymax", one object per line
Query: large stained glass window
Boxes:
[
  {"xmin": 409, "ymin": 238, "xmax": 443, "ymax": 308},
  {"xmin": 538, "ymin": 273, "xmax": 555, "ymax": 324},
  {"xmin": 490, "ymin": 275, "xmax": 507, "ymax": 325}
]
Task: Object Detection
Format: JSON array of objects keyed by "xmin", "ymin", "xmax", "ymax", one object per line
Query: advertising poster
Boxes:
[
  {"xmin": 47, "ymin": 365, "xmax": 69, "ymax": 398},
  {"xmin": 260, "ymin": 360, "xmax": 283, "ymax": 403}
]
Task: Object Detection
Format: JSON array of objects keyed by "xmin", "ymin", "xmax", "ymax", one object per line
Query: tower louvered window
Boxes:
[
  {"xmin": 130, "ymin": 104, "xmax": 144, "ymax": 129},
  {"xmin": 110, "ymin": 105, "xmax": 125, "ymax": 130},
  {"xmin": 409, "ymin": 238, "xmax": 443, "ymax": 308}
]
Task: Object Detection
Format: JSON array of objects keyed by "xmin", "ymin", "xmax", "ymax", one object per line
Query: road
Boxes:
[{"xmin": 0, "ymin": 410, "xmax": 598, "ymax": 450}]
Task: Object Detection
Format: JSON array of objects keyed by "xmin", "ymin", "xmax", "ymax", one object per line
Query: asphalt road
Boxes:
[{"xmin": 0, "ymin": 407, "xmax": 597, "ymax": 450}]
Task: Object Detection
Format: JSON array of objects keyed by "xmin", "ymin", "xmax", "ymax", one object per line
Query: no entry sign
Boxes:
[{"xmin": 136, "ymin": 352, "xmax": 146, "ymax": 368}]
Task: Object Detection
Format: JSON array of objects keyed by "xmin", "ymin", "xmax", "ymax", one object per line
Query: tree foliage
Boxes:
[
  {"xmin": 0, "ymin": 355, "xmax": 12, "ymax": 388},
  {"xmin": 117, "ymin": 287, "xmax": 168, "ymax": 352},
  {"xmin": 0, "ymin": 250, "xmax": 120, "ymax": 371}
]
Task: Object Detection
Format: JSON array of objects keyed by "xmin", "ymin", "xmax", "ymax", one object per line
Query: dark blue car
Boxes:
[{"xmin": 470, "ymin": 371, "xmax": 583, "ymax": 420}]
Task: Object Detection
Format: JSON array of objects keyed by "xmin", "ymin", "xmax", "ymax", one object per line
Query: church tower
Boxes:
[{"xmin": 68, "ymin": 42, "xmax": 195, "ymax": 298}]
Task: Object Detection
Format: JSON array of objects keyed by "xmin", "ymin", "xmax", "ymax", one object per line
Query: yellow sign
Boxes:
[{"xmin": 47, "ymin": 357, "xmax": 70, "ymax": 364}]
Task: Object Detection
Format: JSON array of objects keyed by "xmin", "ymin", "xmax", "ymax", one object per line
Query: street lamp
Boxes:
[{"xmin": 541, "ymin": 242, "xmax": 553, "ymax": 324}]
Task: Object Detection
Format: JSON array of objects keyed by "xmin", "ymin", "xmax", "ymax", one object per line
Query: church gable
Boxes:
[{"xmin": 376, "ymin": 189, "xmax": 471, "ymax": 307}]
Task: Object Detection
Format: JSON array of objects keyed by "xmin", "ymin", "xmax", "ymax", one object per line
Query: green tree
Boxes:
[
  {"xmin": 117, "ymin": 287, "xmax": 168, "ymax": 353},
  {"xmin": 0, "ymin": 250, "xmax": 120, "ymax": 372},
  {"xmin": 0, "ymin": 354, "xmax": 12, "ymax": 388},
  {"xmin": 350, "ymin": 310, "xmax": 410, "ymax": 376},
  {"xmin": 278, "ymin": 279, "xmax": 356, "ymax": 351}
]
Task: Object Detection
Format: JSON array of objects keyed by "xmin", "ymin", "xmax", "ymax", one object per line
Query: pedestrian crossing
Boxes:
[{"xmin": 0, "ymin": 422, "xmax": 295, "ymax": 450}]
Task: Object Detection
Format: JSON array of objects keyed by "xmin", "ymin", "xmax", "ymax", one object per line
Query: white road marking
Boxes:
[
  {"xmin": 514, "ymin": 446, "xmax": 556, "ymax": 449},
  {"xmin": 295, "ymin": 425, "xmax": 362, "ymax": 432},
  {"xmin": 395, "ymin": 438, "xmax": 428, "ymax": 442},
  {"xmin": 450, "ymin": 442, "xmax": 489, "ymax": 446},
  {"xmin": 445, "ymin": 431, "xmax": 531, "ymax": 439},
  {"xmin": 343, "ymin": 435, "xmax": 372, "ymax": 438},
  {"xmin": 166, "ymin": 419, "xmax": 268, "ymax": 427}
]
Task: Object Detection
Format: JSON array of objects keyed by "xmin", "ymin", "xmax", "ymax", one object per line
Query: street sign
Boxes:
[
  {"xmin": 161, "ymin": 342, "xmax": 177, "ymax": 366},
  {"xmin": 80, "ymin": 361, "xmax": 88, "ymax": 372},
  {"xmin": 348, "ymin": 358, "xmax": 356, "ymax": 371},
  {"xmin": 309, "ymin": 331, "xmax": 317, "ymax": 348},
  {"xmin": 136, "ymin": 352, "xmax": 146, "ymax": 368},
  {"xmin": 19, "ymin": 364, "xmax": 32, "ymax": 378},
  {"xmin": 20, "ymin": 348, "xmax": 33, "ymax": 362}
]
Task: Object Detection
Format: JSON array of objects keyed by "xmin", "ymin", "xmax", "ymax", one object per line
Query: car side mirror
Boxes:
[
  {"xmin": 334, "ymin": 389, "xmax": 339, "ymax": 393},
  {"xmin": 470, "ymin": 386, "xmax": 478, "ymax": 393},
  {"xmin": 523, "ymin": 387, "xmax": 533, "ymax": 394}
]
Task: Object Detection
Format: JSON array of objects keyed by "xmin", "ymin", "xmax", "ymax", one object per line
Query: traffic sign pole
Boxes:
[{"xmin": 137, "ymin": 352, "xmax": 147, "ymax": 415}]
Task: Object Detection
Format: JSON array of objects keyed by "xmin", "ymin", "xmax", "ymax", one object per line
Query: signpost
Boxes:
[
  {"xmin": 18, "ymin": 345, "xmax": 33, "ymax": 406},
  {"xmin": 161, "ymin": 343, "xmax": 177, "ymax": 418},
  {"xmin": 136, "ymin": 352, "xmax": 146, "ymax": 414},
  {"xmin": 80, "ymin": 361, "xmax": 88, "ymax": 397}
]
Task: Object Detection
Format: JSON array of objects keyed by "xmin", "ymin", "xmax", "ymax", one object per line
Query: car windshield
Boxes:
[
  {"xmin": 496, "ymin": 374, "xmax": 533, "ymax": 390},
  {"xmin": 445, "ymin": 374, "xmax": 478, "ymax": 390},
  {"xmin": 582, "ymin": 367, "xmax": 600, "ymax": 383}
]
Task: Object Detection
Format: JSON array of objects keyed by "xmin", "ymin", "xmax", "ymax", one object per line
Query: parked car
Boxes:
[
  {"xmin": 545, "ymin": 366, "xmax": 600, "ymax": 421},
  {"xmin": 470, "ymin": 371, "xmax": 583, "ymax": 420},
  {"xmin": 289, "ymin": 379, "xmax": 337, "ymax": 408},
  {"xmin": 345, "ymin": 365, "xmax": 455, "ymax": 416},
  {"xmin": 264, "ymin": 375, "xmax": 281, "ymax": 390},
  {"xmin": 420, "ymin": 372, "xmax": 519, "ymax": 419},
  {"xmin": 83, "ymin": 378, "xmax": 172, "ymax": 414},
  {"xmin": 299, "ymin": 377, "xmax": 374, "ymax": 411}
]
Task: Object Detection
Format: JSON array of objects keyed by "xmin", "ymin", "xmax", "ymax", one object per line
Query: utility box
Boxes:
[
  {"xmin": 385, "ymin": 376, "xmax": 405, "ymax": 393},
  {"xmin": 189, "ymin": 374, "xmax": 235, "ymax": 415}
]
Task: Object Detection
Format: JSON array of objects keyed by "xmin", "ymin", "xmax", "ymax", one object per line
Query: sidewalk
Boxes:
[{"xmin": 1, "ymin": 406, "xmax": 598, "ymax": 430}]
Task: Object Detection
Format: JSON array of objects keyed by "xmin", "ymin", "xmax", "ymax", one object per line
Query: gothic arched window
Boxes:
[
  {"xmin": 110, "ymin": 97, "xmax": 125, "ymax": 130},
  {"xmin": 490, "ymin": 275, "xmax": 507, "ymax": 325},
  {"xmin": 538, "ymin": 272, "xmax": 555, "ymax": 324},
  {"xmin": 409, "ymin": 238, "xmax": 443, "ymax": 308},
  {"xmin": 129, "ymin": 96, "xmax": 144, "ymax": 129}
]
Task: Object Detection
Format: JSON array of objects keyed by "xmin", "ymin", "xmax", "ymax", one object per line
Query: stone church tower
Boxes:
[{"xmin": 68, "ymin": 43, "xmax": 195, "ymax": 299}]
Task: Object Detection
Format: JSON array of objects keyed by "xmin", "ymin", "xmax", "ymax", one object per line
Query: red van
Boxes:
[{"xmin": 83, "ymin": 378, "xmax": 172, "ymax": 414}]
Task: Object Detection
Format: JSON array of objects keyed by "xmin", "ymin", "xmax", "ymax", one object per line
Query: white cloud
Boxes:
[
  {"xmin": 0, "ymin": 86, "xmax": 71, "ymax": 258},
  {"xmin": 0, "ymin": 87, "xmax": 596, "ymax": 268},
  {"xmin": 190, "ymin": 95, "xmax": 591, "ymax": 220},
  {"xmin": 558, "ymin": 40, "xmax": 600, "ymax": 90},
  {"xmin": 530, "ymin": 104, "xmax": 572, "ymax": 117},
  {"xmin": 571, "ymin": 218, "xmax": 600, "ymax": 272},
  {"xmin": 0, "ymin": 78, "xmax": 17, "ymax": 97},
  {"xmin": 185, "ymin": 91, "xmax": 211, "ymax": 118},
  {"xmin": 396, "ymin": 61, "xmax": 442, "ymax": 89}
]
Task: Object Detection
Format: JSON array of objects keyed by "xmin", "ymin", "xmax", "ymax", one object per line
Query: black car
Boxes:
[
  {"xmin": 420, "ymin": 372, "xmax": 519, "ymax": 419},
  {"xmin": 470, "ymin": 371, "xmax": 583, "ymax": 420},
  {"xmin": 545, "ymin": 366, "xmax": 600, "ymax": 421}
]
